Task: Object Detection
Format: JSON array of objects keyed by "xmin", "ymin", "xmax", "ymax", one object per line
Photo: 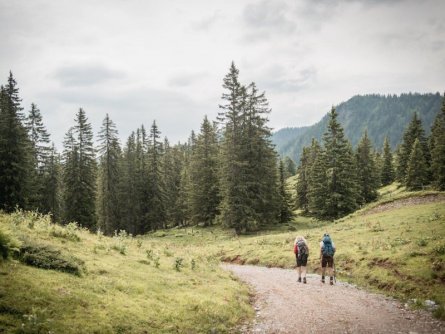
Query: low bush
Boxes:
[{"xmin": 17, "ymin": 240, "xmax": 84, "ymax": 276}]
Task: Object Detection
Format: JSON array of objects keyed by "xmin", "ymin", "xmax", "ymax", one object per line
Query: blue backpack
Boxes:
[{"xmin": 322, "ymin": 235, "xmax": 335, "ymax": 256}]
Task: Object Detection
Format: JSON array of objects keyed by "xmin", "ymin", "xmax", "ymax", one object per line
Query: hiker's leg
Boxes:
[
  {"xmin": 321, "ymin": 256, "xmax": 326, "ymax": 283},
  {"xmin": 328, "ymin": 257, "xmax": 334, "ymax": 284}
]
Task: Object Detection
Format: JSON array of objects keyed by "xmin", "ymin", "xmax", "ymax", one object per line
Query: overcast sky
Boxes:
[{"xmin": 1, "ymin": 0, "xmax": 444, "ymax": 147}]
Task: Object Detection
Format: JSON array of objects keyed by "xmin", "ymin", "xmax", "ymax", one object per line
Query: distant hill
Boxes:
[{"xmin": 272, "ymin": 93, "xmax": 443, "ymax": 163}]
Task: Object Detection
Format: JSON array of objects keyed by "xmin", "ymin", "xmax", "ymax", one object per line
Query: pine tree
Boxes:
[
  {"xmin": 0, "ymin": 72, "xmax": 32, "ymax": 212},
  {"xmin": 430, "ymin": 93, "xmax": 445, "ymax": 190},
  {"xmin": 283, "ymin": 156, "xmax": 297, "ymax": 178},
  {"xmin": 42, "ymin": 144, "xmax": 62, "ymax": 222},
  {"xmin": 311, "ymin": 107, "xmax": 359, "ymax": 219},
  {"xmin": 381, "ymin": 136, "xmax": 395, "ymax": 186},
  {"xmin": 296, "ymin": 147, "xmax": 310, "ymax": 213},
  {"xmin": 62, "ymin": 109, "xmax": 96, "ymax": 229},
  {"xmin": 278, "ymin": 160, "xmax": 293, "ymax": 223},
  {"xmin": 25, "ymin": 103, "xmax": 51, "ymax": 211},
  {"xmin": 189, "ymin": 116, "xmax": 220, "ymax": 226},
  {"xmin": 118, "ymin": 132, "xmax": 140, "ymax": 234},
  {"xmin": 406, "ymin": 138, "xmax": 429, "ymax": 190},
  {"xmin": 397, "ymin": 113, "xmax": 430, "ymax": 183},
  {"xmin": 97, "ymin": 114, "xmax": 121, "ymax": 235},
  {"xmin": 355, "ymin": 131, "xmax": 379, "ymax": 204},
  {"xmin": 162, "ymin": 139, "xmax": 184, "ymax": 227},
  {"xmin": 218, "ymin": 62, "xmax": 249, "ymax": 233},
  {"xmin": 145, "ymin": 121, "xmax": 166, "ymax": 231}
]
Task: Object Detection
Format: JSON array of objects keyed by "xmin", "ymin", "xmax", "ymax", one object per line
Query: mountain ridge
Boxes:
[{"xmin": 272, "ymin": 92, "xmax": 443, "ymax": 163}]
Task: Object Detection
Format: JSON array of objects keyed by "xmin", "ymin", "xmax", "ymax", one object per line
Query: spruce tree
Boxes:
[
  {"xmin": 189, "ymin": 116, "xmax": 220, "ymax": 226},
  {"xmin": 62, "ymin": 109, "xmax": 96, "ymax": 229},
  {"xmin": 218, "ymin": 62, "xmax": 249, "ymax": 233},
  {"xmin": 278, "ymin": 160, "xmax": 293, "ymax": 223},
  {"xmin": 146, "ymin": 121, "xmax": 166, "ymax": 231},
  {"xmin": 25, "ymin": 103, "xmax": 51, "ymax": 211},
  {"xmin": 397, "ymin": 113, "xmax": 430, "ymax": 183},
  {"xmin": 355, "ymin": 131, "xmax": 379, "ymax": 204},
  {"xmin": 283, "ymin": 156, "xmax": 297, "ymax": 178},
  {"xmin": 162, "ymin": 139, "xmax": 184, "ymax": 227},
  {"xmin": 430, "ymin": 93, "xmax": 445, "ymax": 190},
  {"xmin": 42, "ymin": 144, "xmax": 62, "ymax": 222},
  {"xmin": 97, "ymin": 114, "xmax": 121, "ymax": 235},
  {"xmin": 312, "ymin": 107, "xmax": 359, "ymax": 219},
  {"xmin": 119, "ymin": 132, "xmax": 140, "ymax": 234},
  {"xmin": 0, "ymin": 73, "xmax": 32, "ymax": 212},
  {"xmin": 406, "ymin": 138, "xmax": 429, "ymax": 190},
  {"xmin": 296, "ymin": 147, "xmax": 310, "ymax": 213},
  {"xmin": 381, "ymin": 136, "xmax": 395, "ymax": 186}
]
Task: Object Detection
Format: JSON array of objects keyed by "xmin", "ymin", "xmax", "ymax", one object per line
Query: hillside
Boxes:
[
  {"xmin": 1, "ymin": 186, "xmax": 444, "ymax": 332},
  {"xmin": 272, "ymin": 93, "xmax": 443, "ymax": 163}
]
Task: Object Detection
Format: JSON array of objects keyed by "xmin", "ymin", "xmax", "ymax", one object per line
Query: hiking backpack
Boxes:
[
  {"xmin": 297, "ymin": 239, "xmax": 308, "ymax": 257},
  {"xmin": 322, "ymin": 235, "xmax": 335, "ymax": 256}
]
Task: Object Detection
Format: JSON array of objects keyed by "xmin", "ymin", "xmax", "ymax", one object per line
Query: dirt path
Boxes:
[
  {"xmin": 363, "ymin": 194, "xmax": 445, "ymax": 216},
  {"xmin": 223, "ymin": 264, "xmax": 444, "ymax": 334}
]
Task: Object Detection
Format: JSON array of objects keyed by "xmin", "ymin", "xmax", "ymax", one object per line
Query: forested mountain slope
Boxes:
[{"xmin": 273, "ymin": 93, "xmax": 443, "ymax": 163}]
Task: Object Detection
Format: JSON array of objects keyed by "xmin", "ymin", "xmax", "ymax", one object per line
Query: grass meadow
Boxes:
[{"xmin": 0, "ymin": 183, "xmax": 444, "ymax": 333}]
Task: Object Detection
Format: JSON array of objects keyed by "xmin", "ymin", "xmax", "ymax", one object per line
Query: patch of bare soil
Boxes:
[
  {"xmin": 223, "ymin": 264, "xmax": 444, "ymax": 334},
  {"xmin": 363, "ymin": 194, "xmax": 445, "ymax": 216}
]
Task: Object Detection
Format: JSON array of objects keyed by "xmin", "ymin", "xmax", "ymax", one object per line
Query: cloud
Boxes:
[
  {"xmin": 257, "ymin": 65, "xmax": 317, "ymax": 93},
  {"xmin": 52, "ymin": 64, "xmax": 125, "ymax": 87},
  {"xmin": 191, "ymin": 11, "xmax": 222, "ymax": 31},
  {"xmin": 242, "ymin": 0, "xmax": 296, "ymax": 41},
  {"xmin": 168, "ymin": 71, "xmax": 209, "ymax": 87}
]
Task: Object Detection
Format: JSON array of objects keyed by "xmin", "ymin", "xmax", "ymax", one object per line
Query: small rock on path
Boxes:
[{"xmin": 223, "ymin": 264, "xmax": 444, "ymax": 334}]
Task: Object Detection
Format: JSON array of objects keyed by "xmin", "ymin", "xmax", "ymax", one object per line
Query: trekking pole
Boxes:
[{"xmin": 333, "ymin": 258, "xmax": 336, "ymax": 284}]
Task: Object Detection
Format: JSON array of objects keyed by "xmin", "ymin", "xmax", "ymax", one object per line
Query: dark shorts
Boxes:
[
  {"xmin": 296, "ymin": 254, "xmax": 308, "ymax": 267},
  {"xmin": 321, "ymin": 255, "xmax": 334, "ymax": 268}
]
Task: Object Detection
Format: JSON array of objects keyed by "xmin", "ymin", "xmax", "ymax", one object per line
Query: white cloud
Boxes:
[{"xmin": 1, "ymin": 0, "xmax": 444, "ymax": 149}]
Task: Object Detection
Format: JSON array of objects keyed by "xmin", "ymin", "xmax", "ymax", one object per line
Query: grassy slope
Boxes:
[
  {"xmin": 0, "ymin": 213, "xmax": 252, "ymax": 334},
  {"xmin": 1, "ymin": 184, "xmax": 444, "ymax": 333}
]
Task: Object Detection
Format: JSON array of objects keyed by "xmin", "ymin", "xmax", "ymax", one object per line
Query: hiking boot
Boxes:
[
  {"xmin": 330, "ymin": 277, "xmax": 334, "ymax": 285},
  {"xmin": 298, "ymin": 277, "xmax": 301, "ymax": 283},
  {"xmin": 303, "ymin": 277, "xmax": 307, "ymax": 284},
  {"xmin": 321, "ymin": 276, "xmax": 325, "ymax": 283}
]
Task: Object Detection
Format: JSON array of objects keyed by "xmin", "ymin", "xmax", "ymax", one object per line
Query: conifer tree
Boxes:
[
  {"xmin": 430, "ymin": 93, "xmax": 445, "ymax": 190},
  {"xmin": 218, "ymin": 62, "xmax": 249, "ymax": 233},
  {"xmin": 355, "ymin": 131, "xmax": 379, "ymax": 204},
  {"xmin": 146, "ymin": 121, "xmax": 166, "ymax": 231},
  {"xmin": 296, "ymin": 147, "xmax": 310, "ymax": 213},
  {"xmin": 381, "ymin": 136, "xmax": 395, "ymax": 186},
  {"xmin": 119, "ymin": 132, "xmax": 140, "ymax": 234},
  {"xmin": 189, "ymin": 116, "xmax": 220, "ymax": 226},
  {"xmin": 62, "ymin": 109, "xmax": 96, "ymax": 229},
  {"xmin": 162, "ymin": 139, "xmax": 183, "ymax": 227},
  {"xmin": 406, "ymin": 138, "xmax": 429, "ymax": 190},
  {"xmin": 0, "ymin": 72, "xmax": 32, "ymax": 212},
  {"xmin": 283, "ymin": 156, "xmax": 297, "ymax": 178},
  {"xmin": 297, "ymin": 139, "xmax": 321, "ymax": 213},
  {"xmin": 25, "ymin": 103, "xmax": 51, "ymax": 211},
  {"xmin": 311, "ymin": 107, "xmax": 359, "ymax": 219},
  {"xmin": 97, "ymin": 114, "xmax": 121, "ymax": 235},
  {"xmin": 278, "ymin": 160, "xmax": 293, "ymax": 223},
  {"xmin": 397, "ymin": 113, "xmax": 430, "ymax": 183},
  {"xmin": 43, "ymin": 144, "xmax": 62, "ymax": 222}
]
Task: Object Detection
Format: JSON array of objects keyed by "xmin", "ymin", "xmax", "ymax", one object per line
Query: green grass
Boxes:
[
  {"xmin": 0, "ymin": 211, "xmax": 253, "ymax": 333},
  {"xmin": 1, "ymin": 186, "xmax": 445, "ymax": 333}
]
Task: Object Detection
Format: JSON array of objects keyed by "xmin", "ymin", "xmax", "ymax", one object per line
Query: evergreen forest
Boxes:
[{"xmin": 1, "ymin": 65, "xmax": 445, "ymax": 233}]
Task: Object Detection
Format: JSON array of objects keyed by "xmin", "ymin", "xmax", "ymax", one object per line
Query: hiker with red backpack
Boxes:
[
  {"xmin": 320, "ymin": 233, "xmax": 336, "ymax": 285},
  {"xmin": 294, "ymin": 236, "xmax": 309, "ymax": 283}
]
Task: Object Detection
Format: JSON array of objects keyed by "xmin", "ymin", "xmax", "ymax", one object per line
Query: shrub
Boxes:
[
  {"xmin": 0, "ymin": 227, "xmax": 21, "ymax": 260},
  {"xmin": 17, "ymin": 240, "xmax": 84, "ymax": 276},
  {"xmin": 174, "ymin": 257, "xmax": 184, "ymax": 271}
]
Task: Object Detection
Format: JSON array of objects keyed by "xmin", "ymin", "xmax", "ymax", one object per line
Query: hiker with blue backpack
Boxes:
[
  {"xmin": 294, "ymin": 236, "xmax": 309, "ymax": 283},
  {"xmin": 320, "ymin": 233, "xmax": 336, "ymax": 285}
]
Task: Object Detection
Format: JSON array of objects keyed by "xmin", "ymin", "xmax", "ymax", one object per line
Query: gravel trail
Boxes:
[{"xmin": 223, "ymin": 264, "xmax": 444, "ymax": 334}]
